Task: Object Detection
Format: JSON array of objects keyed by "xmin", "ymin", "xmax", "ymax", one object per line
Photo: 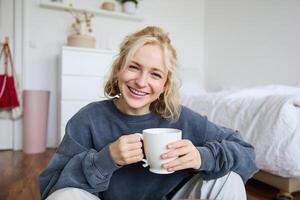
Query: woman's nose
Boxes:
[{"xmin": 135, "ymin": 73, "xmax": 148, "ymax": 87}]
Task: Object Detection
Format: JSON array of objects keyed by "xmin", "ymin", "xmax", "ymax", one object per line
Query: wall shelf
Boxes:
[{"xmin": 40, "ymin": 0, "xmax": 143, "ymax": 22}]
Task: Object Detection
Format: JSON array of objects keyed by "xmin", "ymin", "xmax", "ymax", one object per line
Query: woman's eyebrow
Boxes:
[
  {"xmin": 152, "ymin": 68, "xmax": 166, "ymax": 75},
  {"xmin": 131, "ymin": 61, "xmax": 141, "ymax": 67},
  {"xmin": 131, "ymin": 61, "xmax": 166, "ymax": 75}
]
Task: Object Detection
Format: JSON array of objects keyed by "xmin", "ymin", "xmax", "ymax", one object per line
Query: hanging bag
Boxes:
[
  {"xmin": 0, "ymin": 43, "xmax": 20, "ymax": 108},
  {"xmin": 0, "ymin": 42, "xmax": 22, "ymax": 119}
]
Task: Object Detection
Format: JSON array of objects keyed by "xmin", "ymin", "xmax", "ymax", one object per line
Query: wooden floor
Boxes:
[{"xmin": 0, "ymin": 149, "xmax": 300, "ymax": 200}]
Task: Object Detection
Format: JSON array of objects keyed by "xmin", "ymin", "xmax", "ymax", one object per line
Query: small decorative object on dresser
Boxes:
[
  {"xmin": 101, "ymin": 1, "xmax": 116, "ymax": 11},
  {"xmin": 118, "ymin": 0, "xmax": 139, "ymax": 14},
  {"xmin": 67, "ymin": 34, "xmax": 96, "ymax": 48},
  {"xmin": 66, "ymin": 9, "xmax": 96, "ymax": 48}
]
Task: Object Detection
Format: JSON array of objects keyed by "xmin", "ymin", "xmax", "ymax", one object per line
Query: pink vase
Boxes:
[{"xmin": 23, "ymin": 90, "xmax": 50, "ymax": 154}]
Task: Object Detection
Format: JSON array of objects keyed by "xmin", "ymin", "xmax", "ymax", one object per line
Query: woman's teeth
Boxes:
[{"xmin": 129, "ymin": 87, "xmax": 148, "ymax": 96}]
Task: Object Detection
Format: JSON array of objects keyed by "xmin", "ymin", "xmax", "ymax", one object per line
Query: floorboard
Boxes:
[{"xmin": 0, "ymin": 149, "xmax": 299, "ymax": 200}]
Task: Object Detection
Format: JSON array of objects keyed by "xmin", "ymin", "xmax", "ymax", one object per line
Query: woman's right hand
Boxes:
[{"xmin": 109, "ymin": 133, "xmax": 144, "ymax": 166}]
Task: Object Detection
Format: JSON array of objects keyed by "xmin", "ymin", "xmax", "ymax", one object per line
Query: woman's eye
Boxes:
[
  {"xmin": 152, "ymin": 73, "xmax": 162, "ymax": 79},
  {"xmin": 128, "ymin": 65, "xmax": 139, "ymax": 71}
]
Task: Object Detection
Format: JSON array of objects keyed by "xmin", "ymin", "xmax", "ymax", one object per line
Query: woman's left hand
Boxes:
[{"xmin": 161, "ymin": 139, "xmax": 201, "ymax": 172}]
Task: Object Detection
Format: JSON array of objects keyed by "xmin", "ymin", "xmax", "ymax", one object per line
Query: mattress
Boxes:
[{"xmin": 182, "ymin": 85, "xmax": 300, "ymax": 177}]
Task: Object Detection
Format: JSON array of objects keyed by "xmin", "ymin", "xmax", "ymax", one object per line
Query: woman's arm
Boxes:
[
  {"xmin": 39, "ymin": 111, "xmax": 120, "ymax": 199},
  {"xmin": 197, "ymin": 118, "xmax": 258, "ymax": 183}
]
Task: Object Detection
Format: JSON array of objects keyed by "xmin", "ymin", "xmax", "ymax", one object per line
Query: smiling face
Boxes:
[{"xmin": 115, "ymin": 44, "xmax": 168, "ymax": 115}]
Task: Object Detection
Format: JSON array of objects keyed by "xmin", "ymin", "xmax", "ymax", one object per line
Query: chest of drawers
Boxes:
[{"xmin": 58, "ymin": 46, "xmax": 116, "ymax": 140}]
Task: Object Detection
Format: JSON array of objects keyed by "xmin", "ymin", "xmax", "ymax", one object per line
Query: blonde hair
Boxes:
[{"xmin": 104, "ymin": 26, "xmax": 181, "ymax": 121}]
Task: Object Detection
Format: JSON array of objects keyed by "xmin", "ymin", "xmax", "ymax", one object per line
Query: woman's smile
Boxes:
[{"xmin": 127, "ymin": 86, "xmax": 149, "ymax": 97}]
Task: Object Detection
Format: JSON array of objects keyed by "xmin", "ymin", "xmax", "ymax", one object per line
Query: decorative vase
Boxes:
[
  {"xmin": 122, "ymin": 1, "xmax": 137, "ymax": 14},
  {"xmin": 101, "ymin": 2, "xmax": 116, "ymax": 11},
  {"xmin": 23, "ymin": 90, "xmax": 50, "ymax": 154},
  {"xmin": 67, "ymin": 34, "xmax": 96, "ymax": 48}
]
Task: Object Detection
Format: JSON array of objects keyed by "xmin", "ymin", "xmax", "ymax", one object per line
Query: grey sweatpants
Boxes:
[{"xmin": 46, "ymin": 172, "xmax": 246, "ymax": 200}]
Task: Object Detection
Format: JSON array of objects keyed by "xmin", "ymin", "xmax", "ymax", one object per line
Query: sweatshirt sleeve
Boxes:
[
  {"xmin": 39, "ymin": 110, "xmax": 120, "ymax": 199},
  {"xmin": 196, "ymin": 117, "xmax": 258, "ymax": 183}
]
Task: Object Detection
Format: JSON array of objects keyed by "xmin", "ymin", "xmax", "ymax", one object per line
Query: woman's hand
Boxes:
[
  {"xmin": 161, "ymin": 139, "xmax": 201, "ymax": 172},
  {"xmin": 109, "ymin": 134, "xmax": 144, "ymax": 166}
]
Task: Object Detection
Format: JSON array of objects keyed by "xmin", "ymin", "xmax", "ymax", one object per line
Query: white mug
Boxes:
[{"xmin": 139, "ymin": 128, "xmax": 182, "ymax": 174}]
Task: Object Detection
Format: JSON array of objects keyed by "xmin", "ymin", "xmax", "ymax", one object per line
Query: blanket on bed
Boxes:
[{"xmin": 183, "ymin": 85, "xmax": 300, "ymax": 177}]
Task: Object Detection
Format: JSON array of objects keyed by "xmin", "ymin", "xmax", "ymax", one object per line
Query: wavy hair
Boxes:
[{"xmin": 104, "ymin": 26, "xmax": 181, "ymax": 121}]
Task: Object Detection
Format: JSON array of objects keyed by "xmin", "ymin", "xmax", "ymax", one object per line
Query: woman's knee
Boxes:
[
  {"xmin": 201, "ymin": 171, "xmax": 246, "ymax": 200},
  {"xmin": 217, "ymin": 172, "xmax": 246, "ymax": 200},
  {"xmin": 46, "ymin": 187, "xmax": 100, "ymax": 200},
  {"xmin": 227, "ymin": 171, "xmax": 244, "ymax": 185}
]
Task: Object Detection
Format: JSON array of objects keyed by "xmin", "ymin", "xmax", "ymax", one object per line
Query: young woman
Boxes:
[{"xmin": 39, "ymin": 26, "xmax": 258, "ymax": 200}]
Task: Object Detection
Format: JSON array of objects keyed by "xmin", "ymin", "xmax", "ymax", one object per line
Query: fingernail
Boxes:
[
  {"xmin": 167, "ymin": 144, "xmax": 172, "ymax": 149},
  {"xmin": 168, "ymin": 168, "xmax": 173, "ymax": 172}
]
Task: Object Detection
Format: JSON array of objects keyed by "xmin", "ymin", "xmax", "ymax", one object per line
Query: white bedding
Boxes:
[{"xmin": 182, "ymin": 85, "xmax": 300, "ymax": 177}]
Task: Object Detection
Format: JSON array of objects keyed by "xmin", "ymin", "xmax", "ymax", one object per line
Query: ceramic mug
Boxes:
[{"xmin": 138, "ymin": 128, "xmax": 182, "ymax": 174}]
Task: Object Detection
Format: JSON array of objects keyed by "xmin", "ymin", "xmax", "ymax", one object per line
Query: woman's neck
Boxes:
[{"xmin": 113, "ymin": 98, "xmax": 150, "ymax": 116}]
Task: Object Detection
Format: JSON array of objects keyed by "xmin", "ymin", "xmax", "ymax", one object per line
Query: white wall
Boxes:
[
  {"xmin": 22, "ymin": 0, "xmax": 204, "ymax": 147},
  {"xmin": 204, "ymin": 0, "xmax": 300, "ymax": 91}
]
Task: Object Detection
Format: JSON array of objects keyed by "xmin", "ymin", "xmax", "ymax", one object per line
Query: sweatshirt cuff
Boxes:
[
  {"xmin": 93, "ymin": 145, "xmax": 120, "ymax": 177},
  {"xmin": 197, "ymin": 146, "xmax": 215, "ymax": 171}
]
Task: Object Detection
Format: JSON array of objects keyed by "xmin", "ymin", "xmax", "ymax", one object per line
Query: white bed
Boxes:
[{"xmin": 182, "ymin": 85, "xmax": 300, "ymax": 193}]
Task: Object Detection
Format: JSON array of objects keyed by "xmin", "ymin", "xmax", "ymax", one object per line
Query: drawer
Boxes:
[
  {"xmin": 61, "ymin": 50, "xmax": 115, "ymax": 76},
  {"xmin": 61, "ymin": 76, "xmax": 106, "ymax": 100}
]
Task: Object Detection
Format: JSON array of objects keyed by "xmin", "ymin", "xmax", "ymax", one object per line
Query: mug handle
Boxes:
[{"xmin": 136, "ymin": 133, "xmax": 149, "ymax": 168}]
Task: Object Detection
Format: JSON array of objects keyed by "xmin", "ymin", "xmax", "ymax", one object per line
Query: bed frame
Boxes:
[{"xmin": 254, "ymin": 170, "xmax": 300, "ymax": 196}]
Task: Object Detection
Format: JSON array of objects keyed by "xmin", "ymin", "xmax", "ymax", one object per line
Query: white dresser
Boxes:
[{"xmin": 58, "ymin": 46, "xmax": 116, "ymax": 140}]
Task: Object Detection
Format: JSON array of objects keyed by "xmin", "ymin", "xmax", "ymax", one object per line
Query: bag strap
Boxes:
[
  {"xmin": 0, "ymin": 45, "xmax": 4, "ymax": 59},
  {"xmin": 4, "ymin": 44, "xmax": 16, "ymax": 76},
  {"xmin": 4, "ymin": 45, "xmax": 9, "ymax": 75},
  {"xmin": 0, "ymin": 45, "xmax": 7, "ymax": 99},
  {"xmin": 6, "ymin": 44, "xmax": 20, "ymax": 89},
  {"xmin": 0, "ymin": 43, "xmax": 17, "ymax": 75},
  {"xmin": 0, "ymin": 44, "xmax": 6, "ymax": 72}
]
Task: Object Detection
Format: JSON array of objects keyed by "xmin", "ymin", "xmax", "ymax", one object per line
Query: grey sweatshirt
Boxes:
[{"xmin": 39, "ymin": 100, "xmax": 257, "ymax": 200}]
